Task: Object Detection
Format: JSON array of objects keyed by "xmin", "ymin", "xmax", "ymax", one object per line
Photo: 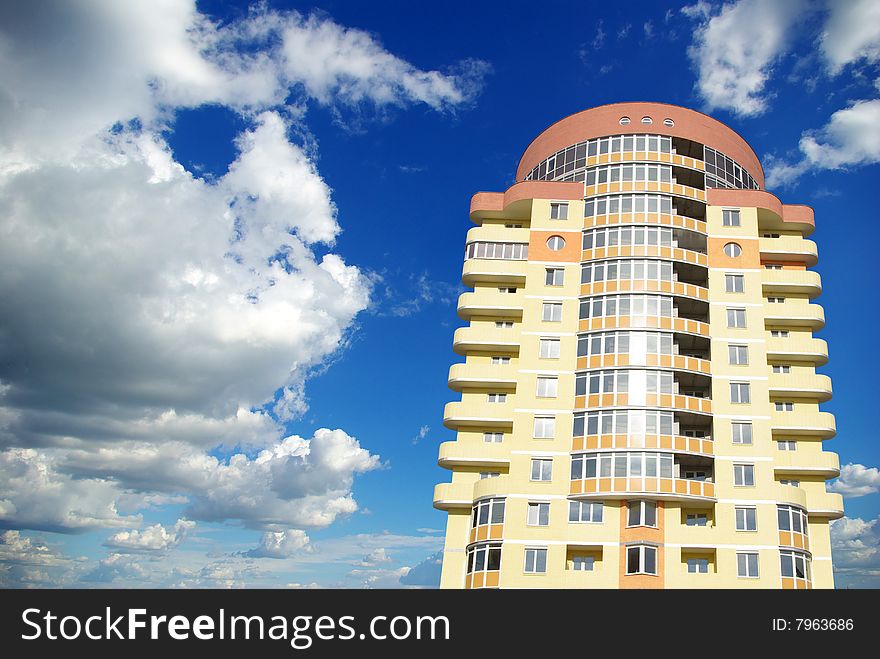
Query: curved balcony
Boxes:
[
  {"xmin": 469, "ymin": 523, "xmax": 504, "ymax": 545},
  {"xmin": 582, "ymin": 245, "xmax": 708, "ymax": 267},
  {"xmin": 579, "ymin": 315, "xmax": 710, "ymax": 338},
  {"xmin": 433, "ymin": 481, "xmax": 473, "ymax": 510},
  {"xmin": 766, "ymin": 335, "xmax": 828, "ymax": 366},
  {"xmin": 778, "ymin": 529, "xmax": 810, "ymax": 553},
  {"xmin": 575, "ymin": 393, "xmax": 712, "ymax": 415},
  {"xmin": 466, "ymin": 225, "xmax": 530, "ymax": 244},
  {"xmin": 472, "ymin": 474, "xmax": 510, "ymax": 501},
  {"xmin": 573, "ymin": 433, "xmax": 714, "ymax": 457},
  {"xmin": 448, "ymin": 363, "xmax": 517, "ymax": 392},
  {"xmin": 580, "ymin": 279, "xmax": 709, "ymax": 302},
  {"xmin": 806, "ymin": 490, "xmax": 844, "ymax": 519},
  {"xmin": 774, "ymin": 483, "xmax": 809, "ymax": 509},
  {"xmin": 584, "ymin": 151, "xmax": 705, "ymax": 171},
  {"xmin": 570, "ymin": 476, "xmax": 715, "ymax": 503},
  {"xmin": 764, "ymin": 302, "xmax": 825, "ymax": 331},
  {"xmin": 759, "ymin": 236, "xmax": 818, "ymax": 266},
  {"xmin": 774, "ymin": 450, "xmax": 840, "ymax": 479},
  {"xmin": 452, "ymin": 326, "xmax": 520, "ymax": 355},
  {"xmin": 457, "ymin": 291, "xmax": 523, "ymax": 320},
  {"xmin": 465, "ymin": 570, "xmax": 500, "ymax": 589},
  {"xmin": 768, "ymin": 372, "xmax": 832, "ymax": 402},
  {"xmin": 771, "ymin": 410, "xmax": 836, "ymax": 439},
  {"xmin": 462, "ymin": 258, "xmax": 528, "ymax": 286},
  {"xmin": 438, "ymin": 441, "xmax": 511, "ymax": 470},
  {"xmin": 585, "ymin": 181, "xmax": 706, "ymax": 202},
  {"xmin": 443, "ymin": 400, "xmax": 515, "ymax": 430},
  {"xmin": 584, "ymin": 213, "xmax": 707, "ymax": 235},
  {"xmin": 577, "ymin": 353, "xmax": 711, "ymax": 376},
  {"xmin": 761, "ymin": 269, "xmax": 822, "ymax": 298}
]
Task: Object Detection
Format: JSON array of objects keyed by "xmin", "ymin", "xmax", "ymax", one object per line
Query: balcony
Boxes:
[
  {"xmin": 768, "ymin": 372, "xmax": 833, "ymax": 402},
  {"xmin": 806, "ymin": 490, "xmax": 845, "ymax": 519},
  {"xmin": 577, "ymin": 353, "xmax": 711, "ymax": 376},
  {"xmin": 472, "ymin": 474, "xmax": 510, "ymax": 501},
  {"xmin": 580, "ymin": 279, "xmax": 709, "ymax": 302},
  {"xmin": 443, "ymin": 400, "xmax": 515, "ymax": 430},
  {"xmin": 573, "ymin": 434, "xmax": 714, "ymax": 458},
  {"xmin": 448, "ymin": 363, "xmax": 517, "ymax": 392},
  {"xmin": 462, "ymin": 258, "xmax": 528, "ymax": 286},
  {"xmin": 766, "ymin": 335, "xmax": 828, "ymax": 366},
  {"xmin": 759, "ymin": 236, "xmax": 818, "ymax": 266},
  {"xmin": 764, "ymin": 301, "xmax": 825, "ymax": 330},
  {"xmin": 771, "ymin": 410, "xmax": 836, "ymax": 439},
  {"xmin": 582, "ymin": 212, "xmax": 707, "ymax": 235},
  {"xmin": 466, "ymin": 225, "xmax": 530, "ymax": 244},
  {"xmin": 438, "ymin": 441, "xmax": 511, "ymax": 469},
  {"xmin": 452, "ymin": 326, "xmax": 520, "ymax": 355},
  {"xmin": 570, "ymin": 475, "xmax": 715, "ymax": 503},
  {"xmin": 774, "ymin": 450, "xmax": 840, "ymax": 479},
  {"xmin": 433, "ymin": 481, "xmax": 473, "ymax": 510},
  {"xmin": 457, "ymin": 291, "xmax": 523, "ymax": 320},
  {"xmin": 579, "ymin": 315, "xmax": 710, "ymax": 337},
  {"xmin": 585, "ymin": 180, "xmax": 706, "ymax": 203},
  {"xmin": 774, "ymin": 483, "xmax": 808, "ymax": 509},
  {"xmin": 575, "ymin": 393, "xmax": 712, "ymax": 416},
  {"xmin": 761, "ymin": 269, "xmax": 822, "ymax": 298},
  {"xmin": 581, "ymin": 245, "xmax": 708, "ymax": 268}
]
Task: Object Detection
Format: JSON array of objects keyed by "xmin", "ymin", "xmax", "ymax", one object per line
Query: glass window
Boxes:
[
  {"xmin": 572, "ymin": 556, "xmax": 595, "ymax": 571},
  {"xmin": 495, "ymin": 321, "xmax": 514, "ymax": 329},
  {"xmin": 727, "ymin": 308, "xmax": 746, "ymax": 328},
  {"xmin": 626, "ymin": 545, "xmax": 657, "ymax": 575},
  {"xmin": 734, "ymin": 463, "xmax": 755, "ymax": 487},
  {"xmin": 547, "ymin": 236, "xmax": 565, "ymax": 251},
  {"xmin": 533, "ymin": 416, "xmax": 556, "ymax": 439},
  {"xmin": 539, "ymin": 338, "xmax": 560, "ymax": 359},
  {"xmin": 772, "ymin": 365, "xmax": 791, "ymax": 373},
  {"xmin": 687, "ymin": 558, "xmax": 708, "ymax": 573},
  {"xmin": 737, "ymin": 552, "xmax": 759, "ymax": 577},
  {"xmin": 775, "ymin": 402, "xmax": 794, "ymax": 411},
  {"xmin": 542, "ymin": 302, "xmax": 563, "ymax": 322},
  {"xmin": 722, "ymin": 209, "xmax": 741, "ymax": 227},
  {"xmin": 728, "ymin": 344, "xmax": 749, "ymax": 365},
  {"xmin": 530, "ymin": 458, "xmax": 553, "ymax": 481},
  {"xmin": 524, "ymin": 548, "xmax": 548, "ymax": 573},
  {"xmin": 466, "ymin": 544, "xmax": 502, "ymax": 574},
  {"xmin": 472, "ymin": 499, "xmax": 505, "ymax": 527},
  {"xmin": 545, "ymin": 268, "xmax": 564, "ymax": 286},
  {"xmin": 731, "ymin": 422, "xmax": 753, "ymax": 444},
  {"xmin": 619, "ymin": 117, "xmax": 631, "ymax": 125},
  {"xmin": 663, "ymin": 118, "xmax": 675, "ymax": 127},
  {"xmin": 484, "ymin": 432, "xmax": 503, "ymax": 443},
  {"xmin": 527, "ymin": 502, "xmax": 550, "ymax": 526},
  {"xmin": 641, "ymin": 116, "xmax": 653, "ymax": 125},
  {"xmin": 490, "ymin": 356, "xmax": 510, "ymax": 365},
  {"xmin": 778, "ymin": 440, "xmax": 797, "ymax": 451},
  {"xmin": 568, "ymin": 500, "xmax": 603, "ymax": 523},
  {"xmin": 550, "ymin": 202, "xmax": 569, "ymax": 220},
  {"xmin": 536, "ymin": 376, "xmax": 558, "ymax": 398},
  {"xmin": 725, "ymin": 274, "xmax": 745, "ymax": 293},
  {"xmin": 686, "ymin": 513, "xmax": 708, "ymax": 527},
  {"xmin": 487, "ymin": 392, "xmax": 507, "ymax": 403},
  {"xmin": 724, "ymin": 242, "xmax": 742, "ymax": 257},
  {"xmin": 770, "ymin": 330, "xmax": 789, "ymax": 338},
  {"xmin": 730, "ymin": 382, "xmax": 750, "ymax": 403},
  {"xmin": 735, "ymin": 506, "xmax": 757, "ymax": 531},
  {"xmin": 627, "ymin": 500, "xmax": 657, "ymax": 527}
]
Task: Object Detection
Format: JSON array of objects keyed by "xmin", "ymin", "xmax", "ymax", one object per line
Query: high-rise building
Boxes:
[{"xmin": 434, "ymin": 102, "xmax": 841, "ymax": 589}]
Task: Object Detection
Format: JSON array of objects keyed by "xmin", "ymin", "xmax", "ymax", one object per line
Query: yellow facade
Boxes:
[{"xmin": 435, "ymin": 103, "xmax": 841, "ymax": 589}]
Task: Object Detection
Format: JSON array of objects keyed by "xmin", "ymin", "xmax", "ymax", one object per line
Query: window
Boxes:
[
  {"xmin": 735, "ymin": 506, "xmax": 757, "ymax": 531},
  {"xmin": 539, "ymin": 338, "xmax": 561, "ymax": 359},
  {"xmin": 734, "ymin": 463, "xmax": 755, "ymax": 487},
  {"xmin": 663, "ymin": 118, "xmax": 675, "ymax": 127},
  {"xmin": 569, "ymin": 500, "xmax": 603, "ymax": 523},
  {"xmin": 763, "ymin": 233, "xmax": 781, "ymax": 238},
  {"xmin": 487, "ymin": 392, "xmax": 507, "ymax": 403},
  {"xmin": 780, "ymin": 551, "xmax": 810, "ymax": 581},
  {"xmin": 772, "ymin": 365, "xmax": 791, "ymax": 373},
  {"xmin": 504, "ymin": 223, "xmax": 523, "ymax": 228},
  {"xmin": 472, "ymin": 498, "xmax": 505, "ymax": 527},
  {"xmin": 687, "ymin": 558, "xmax": 708, "ymax": 573},
  {"xmin": 728, "ymin": 344, "xmax": 749, "ymax": 365},
  {"xmin": 779, "ymin": 479, "xmax": 800, "ymax": 487},
  {"xmin": 542, "ymin": 302, "xmax": 563, "ymax": 322},
  {"xmin": 545, "ymin": 268, "xmax": 564, "ymax": 286},
  {"xmin": 778, "ymin": 505, "xmax": 808, "ymax": 534},
  {"xmin": 770, "ymin": 329, "xmax": 789, "ymax": 338},
  {"xmin": 767, "ymin": 297, "xmax": 785, "ymax": 304},
  {"xmin": 536, "ymin": 376, "xmax": 558, "ymax": 398},
  {"xmin": 572, "ymin": 556, "xmax": 595, "ymax": 571},
  {"xmin": 641, "ymin": 116, "xmax": 653, "ymax": 124},
  {"xmin": 533, "ymin": 416, "xmax": 556, "ymax": 439},
  {"xmin": 730, "ymin": 382, "xmax": 751, "ymax": 404},
  {"xmin": 725, "ymin": 274, "xmax": 745, "ymax": 293},
  {"xmin": 778, "ymin": 440, "xmax": 797, "ymax": 451},
  {"xmin": 527, "ymin": 502, "xmax": 550, "ymax": 526},
  {"xmin": 524, "ymin": 548, "xmax": 548, "ymax": 573},
  {"xmin": 765, "ymin": 263, "xmax": 783, "ymax": 269},
  {"xmin": 466, "ymin": 544, "xmax": 502, "ymax": 575},
  {"xmin": 727, "ymin": 308, "xmax": 746, "ymax": 328},
  {"xmin": 465, "ymin": 242, "xmax": 528, "ymax": 260},
  {"xmin": 731, "ymin": 422, "xmax": 753, "ymax": 445},
  {"xmin": 495, "ymin": 320, "xmax": 514, "ymax": 329},
  {"xmin": 736, "ymin": 552, "xmax": 759, "ymax": 578},
  {"xmin": 498, "ymin": 287, "xmax": 517, "ymax": 294},
  {"xmin": 626, "ymin": 545, "xmax": 657, "ymax": 575},
  {"xmin": 531, "ymin": 458, "xmax": 553, "ymax": 481},
  {"xmin": 686, "ymin": 513, "xmax": 708, "ymax": 527},
  {"xmin": 546, "ymin": 236, "xmax": 565, "ymax": 251},
  {"xmin": 550, "ymin": 202, "xmax": 569, "ymax": 220},
  {"xmin": 775, "ymin": 402, "xmax": 794, "ymax": 412},
  {"xmin": 627, "ymin": 500, "xmax": 657, "ymax": 527},
  {"xmin": 490, "ymin": 356, "xmax": 511, "ymax": 365},
  {"xmin": 722, "ymin": 209, "xmax": 741, "ymax": 227},
  {"xmin": 619, "ymin": 116, "xmax": 631, "ymax": 125},
  {"xmin": 479, "ymin": 471, "xmax": 500, "ymax": 479},
  {"xmin": 723, "ymin": 242, "xmax": 742, "ymax": 257},
  {"xmin": 572, "ymin": 451, "xmax": 676, "ymax": 480},
  {"xmin": 484, "ymin": 432, "xmax": 504, "ymax": 443}
]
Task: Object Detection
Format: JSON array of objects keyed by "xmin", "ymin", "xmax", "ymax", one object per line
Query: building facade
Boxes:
[{"xmin": 434, "ymin": 102, "xmax": 842, "ymax": 589}]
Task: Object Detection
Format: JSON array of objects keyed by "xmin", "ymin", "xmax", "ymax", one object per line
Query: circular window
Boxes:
[
  {"xmin": 546, "ymin": 236, "xmax": 566, "ymax": 251},
  {"xmin": 619, "ymin": 116, "xmax": 631, "ymax": 125},
  {"xmin": 724, "ymin": 242, "xmax": 742, "ymax": 258},
  {"xmin": 663, "ymin": 118, "xmax": 675, "ymax": 127},
  {"xmin": 641, "ymin": 116, "xmax": 653, "ymax": 124}
]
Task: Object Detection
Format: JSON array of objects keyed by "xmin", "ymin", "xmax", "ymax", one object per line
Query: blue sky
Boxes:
[{"xmin": 0, "ymin": 0, "xmax": 878, "ymax": 588}]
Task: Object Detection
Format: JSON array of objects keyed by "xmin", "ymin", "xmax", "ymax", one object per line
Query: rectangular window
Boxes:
[
  {"xmin": 765, "ymin": 263, "xmax": 783, "ymax": 269},
  {"xmin": 531, "ymin": 458, "xmax": 553, "ymax": 481},
  {"xmin": 778, "ymin": 440, "xmax": 797, "ymax": 451},
  {"xmin": 722, "ymin": 209, "xmax": 741, "ymax": 227},
  {"xmin": 498, "ymin": 287, "xmax": 517, "ymax": 294},
  {"xmin": 626, "ymin": 545, "xmax": 657, "ymax": 575},
  {"xmin": 542, "ymin": 302, "xmax": 563, "ymax": 322},
  {"xmin": 568, "ymin": 500, "xmax": 604, "ymax": 523},
  {"xmin": 687, "ymin": 558, "xmax": 709, "ymax": 573},
  {"xmin": 731, "ymin": 421, "xmax": 753, "ymax": 444},
  {"xmin": 730, "ymin": 382, "xmax": 751, "ymax": 404},
  {"xmin": 536, "ymin": 376, "xmax": 558, "ymax": 398},
  {"xmin": 572, "ymin": 556, "xmax": 595, "ymax": 571},
  {"xmin": 533, "ymin": 416, "xmax": 556, "ymax": 439},
  {"xmin": 728, "ymin": 344, "xmax": 749, "ymax": 365},
  {"xmin": 735, "ymin": 506, "xmax": 758, "ymax": 531},
  {"xmin": 727, "ymin": 308, "xmax": 746, "ymax": 328},
  {"xmin": 779, "ymin": 479, "xmax": 800, "ymax": 487},
  {"xmin": 772, "ymin": 365, "xmax": 791, "ymax": 374},
  {"xmin": 770, "ymin": 330, "xmax": 789, "ymax": 338},
  {"xmin": 539, "ymin": 338, "xmax": 561, "ymax": 359},
  {"xmin": 495, "ymin": 321, "xmax": 514, "ymax": 329},
  {"xmin": 737, "ymin": 552, "xmax": 759, "ymax": 578},
  {"xmin": 725, "ymin": 274, "xmax": 745, "ymax": 293},
  {"xmin": 734, "ymin": 463, "xmax": 755, "ymax": 487},
  {"xmin": 763, "ymin": 233, "xmax": 781, "ymax": 238},
  {"xmin": 484, "ymin": 432, "xmax": 503, "ymax": 443},
  {"xmin": 550, "ymin": 202, "xmax": 569, "ymax": 220},
  {"xmin": 545, "ymin": 268, "xmax": 564, "ymax": 286},
  {"xmin": 524, "ymin": 548, "xmax": 548, "ymax": 573},
  {"xmin": 627, "ymin": 500, "xmax": 657, "ymax": 528},
  {"xmin": 527, "ymin": 502, "xmax": 550, "ymax": 526},
  {"xmin": 775, "ymin": 402, "xmax": 794, "ymax": 411},
  {"xmin": 686, "ymin": 513, "xmax": 708, "ymax": 527},
  {"xmin": 487, "ymin": 392, "xmax": 507, "ymax": 403},
  {"xmin": 767, "ymin": 297, "xmax": 785, "ymax": 303},
  {"xmin": 490, "ymin": 356, "xmax": 511, "ymax": 365},
  {"xmin": 479, "ymin": 471, "xmax": 500, "ymax": 479}
]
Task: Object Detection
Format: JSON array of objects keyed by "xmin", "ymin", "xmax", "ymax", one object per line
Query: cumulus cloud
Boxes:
[
  {"xmin": 820, "ymin": 0, "xmax": 880, "ymax": 74},
  {"xmin": 104, "ymin": 519, "xmax": 195, "ymax": 553},
  {"xmin": 246, "ymin": 529, "xmax": 311, "ymax": 559},
  {"xmin": 829, "ymin": 463, "xmax": 880, "ymax": 498},
  {"xmin": 683, "ymin": 0, "xmax": 808, "ymax": 116},
  {"xmin": 357, "ymin": 547, "xmax": 392, "ymax": 566},
  {"xmin": 399, "ymin": 550, "xmax": 443, "ymax": 587},
  {"xmin": 831, "ymin": 516, "xmax": 880, "ymax": 587}
]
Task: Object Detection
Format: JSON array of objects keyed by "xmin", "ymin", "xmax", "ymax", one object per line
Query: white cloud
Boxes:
[
  {"xmin": 246, "ymin": 529, "xmax": 311, "ymax": 559},
  {"xmin": 104, "ymin": 519, "xmax": 195, "ymax": 552},
  {"xmin": 829, "ymin": 462, "xmax": 880, "ymax": 498},
  {"xmin": 820, "ymin": 0, "xmax": 880, "ymax": 74},
  {"xmin": 411, "ymin": 425, "xmax": 430, "ymax": 445},
  {"xmin": 831, "ymin": 516, "xmax": 880, "ymax": 587},
  {"xmin": 683, "ymin": 0, "xmax": 808, "ymax": 116},
  {"xmin": 357, "ymin": 547, "xmax": 392, "ymax": 566},
  {"xmin": 399, "ymin": 550, "xmax": 442, "ymax": 587}
]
